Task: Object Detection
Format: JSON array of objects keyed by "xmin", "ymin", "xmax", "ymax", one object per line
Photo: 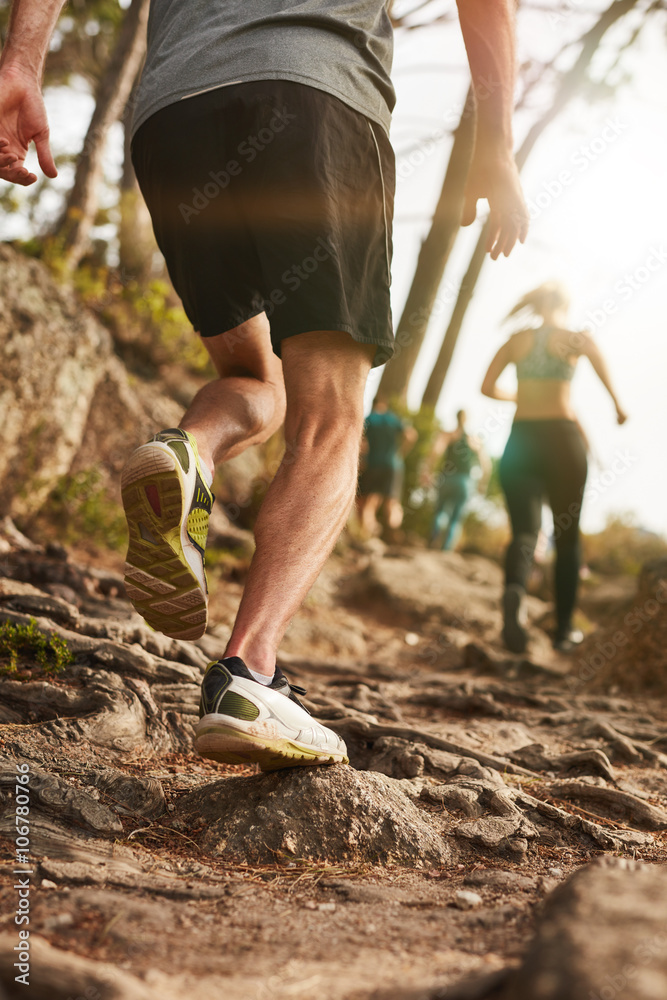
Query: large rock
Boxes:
[
  {"xmin": 0, "ymin": 244, "xmax": 252, "ymax": 549},
  {"xmin": 351, "ymin": 548, "xmax": 517, "ymax": 632},
  {"xmin": 172, "ymin": 765, "xmax": 452, "ymax": 865},
  {"xmin": 0, "ymin": 244, "xmax": 181, "ymax": 517},
  {"xmin": 498, "ymin": 857, "xmax": 667, "ymax": 1000},
  {"xmin": 0, "ymin": 244, "xmax": 114, "ymax": 515}
]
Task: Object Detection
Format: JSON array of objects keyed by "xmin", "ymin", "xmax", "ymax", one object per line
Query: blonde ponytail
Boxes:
[{"xmin": 505, "ymin": 281, "xmax": 569, "ymax": 323}]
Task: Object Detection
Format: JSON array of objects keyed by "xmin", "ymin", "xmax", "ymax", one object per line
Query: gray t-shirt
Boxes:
[{"xmin": 132, "ymin": 1, "xmax": 395, "ymax": 138}]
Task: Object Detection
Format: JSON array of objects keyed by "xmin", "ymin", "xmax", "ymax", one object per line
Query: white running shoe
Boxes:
[{"xmin": 195, "ymin": 657, "xmax": 349, "ymax": 771}]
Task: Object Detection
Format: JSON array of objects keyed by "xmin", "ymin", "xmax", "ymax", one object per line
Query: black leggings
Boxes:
[{"xmin": 499, "ymin": 419, "xmax": 588, "ymax": 635}]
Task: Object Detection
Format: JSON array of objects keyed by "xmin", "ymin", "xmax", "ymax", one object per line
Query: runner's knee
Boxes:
[{"xmin": 285, "ymin": 406, "xmax": 364, "ymax": 457}]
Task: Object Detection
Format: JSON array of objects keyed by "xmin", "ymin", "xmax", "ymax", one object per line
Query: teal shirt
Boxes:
[{"xmin": 364, "ymin": 410, "xmax": 405, "ymax": 469}]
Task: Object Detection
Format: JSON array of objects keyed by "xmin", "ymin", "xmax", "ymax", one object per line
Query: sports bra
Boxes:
[{"xmin": 515, "ymin": 327, "xmax": 576, "ymax": 382}]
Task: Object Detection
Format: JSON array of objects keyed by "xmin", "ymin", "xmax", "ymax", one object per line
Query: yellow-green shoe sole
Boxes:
[
  {"xmin": 121, "ymin": 447, "xmax": 207, "ymax": 641},
  {"xmin": 195, "ymin": 724, "xmax": 348, "ymax": 772}
]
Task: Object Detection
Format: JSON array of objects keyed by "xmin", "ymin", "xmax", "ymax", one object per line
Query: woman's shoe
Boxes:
[
  {"xmin": 553, "ymin": 629, "xmax": 584, "ymax": 653},
  {"xmin": 502, "ymin": 584, "xmax": 527, "ymax": 654}
]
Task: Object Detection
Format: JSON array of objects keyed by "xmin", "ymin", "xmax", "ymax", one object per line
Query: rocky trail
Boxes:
[{"xmin": 1, "ymin": 520, "xmax": 667, "ymax": 1000}]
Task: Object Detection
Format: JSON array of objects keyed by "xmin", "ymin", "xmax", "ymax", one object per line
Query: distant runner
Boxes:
[
  {"xmin": 481, "ymin": 282, "xmax": 627, "ymax": 653},
  {"xmin": 426, "ymin": 409, "xmax": 487, "ymax": 550},
  {"xmin": 358, "ymin": 398, "xmax": 417, "ymax": 537},
  {"xmin": 1, "ymin": 0, "xmax": 529, "ymax": 770}
]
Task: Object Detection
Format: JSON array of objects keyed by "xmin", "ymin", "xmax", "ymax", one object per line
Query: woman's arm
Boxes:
[
  {"xmin": 581, "ymin": 334, "xmax": 627, "ymax": 424},
  {"xmin": 481, "ymin": 340, "xmax": 516, "ymax": 401}
]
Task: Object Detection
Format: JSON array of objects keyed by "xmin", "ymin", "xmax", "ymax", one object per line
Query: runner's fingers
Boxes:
[
  {"xmin": 461, "ymin": 195, "xmax": 478, "ymax": 227},
  {"xmin": 485, "ymin": 214, "xmax": 502, "ymax": 256},
  {"xmin": 499, "ymin": 215, "xmax": 521, "ymax": 257},
  {"xmin": 2, "ymin": 163, "xmax": 37, "ymax": 186},
  {"xmin": 34, "ymin": 129, "xmax": 57, "ymax": 179},
  {"xmin": 500, "ymin": 228, "xmax": 518, "ymax": 258}
]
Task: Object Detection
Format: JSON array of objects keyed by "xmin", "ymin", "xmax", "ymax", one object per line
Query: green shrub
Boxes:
[
  {"xmin": 0, "ymin": 619, "xmax": 74, "ymax": 676},
  {"xmin": 46, "ymin": 467, "xmax": 127, "ymax": 550},
  {"xmin": 582, "ymin": 514, "xmax": 667, "ymax": 577}
]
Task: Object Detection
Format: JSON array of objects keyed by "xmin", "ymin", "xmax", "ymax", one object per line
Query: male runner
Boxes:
[
  {"xmin": 358, "ymin": 397, "xmax": 417, "ymax": 536},
  {"xmin": 0, "ymin": 0, "xmax": 528, "ymax": 771}
]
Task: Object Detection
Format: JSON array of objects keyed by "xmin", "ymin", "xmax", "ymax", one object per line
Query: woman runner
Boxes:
[{"xmin": 481, "ymin": 282, "xmax": 627, "ymax": 653}]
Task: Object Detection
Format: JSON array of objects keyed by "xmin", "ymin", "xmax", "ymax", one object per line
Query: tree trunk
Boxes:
[
  {"xmin": 376, "ymin": 87, "xmax": 476, "ymax": 402},
  {"xmin": 419, "ymin": 0, "xmax": 640, "ymax": 410},
  {"xmin": 420, "ymin": 220, "xmax": 489, "ymax": 409},
  {"xmin": 118, "ymin": 86, "xmax": 157, "ymax": 285},
  {"xmin": 54, "ymin": 0, "xmax": 150, "ymax": 273}
]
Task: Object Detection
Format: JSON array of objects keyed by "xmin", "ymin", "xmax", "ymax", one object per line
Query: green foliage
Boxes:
[
  {"xmin": 582, "ymin": 514, "xmax": 667, "ymax": 577},
  {"xmin": 0, "ymin": 619, "xmax": 74, "ymax": 677},
  {"xmin": 47, "ymin": 467, "xmax": 127, "ymax": 551},
  {"xmin": 484, "ymin": 456, "xmax": 505, "ymax": 504},
  {"xmin": 28, "ymin": 250, "xmax": 211, "ymax": 377},
  {"xmin": 126, "ymin": 278, "xmax": 210, "ymax": 374},
  {"xmin": 458, "ymin": 507, "xmax": 509, "ymax": 564}
]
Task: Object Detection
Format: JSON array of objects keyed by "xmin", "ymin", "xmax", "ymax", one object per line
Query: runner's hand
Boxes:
[
  {"xmin": 0, "ymin": 69, "xmax": 57, "ymax": 185},
  {"xmin": 462, "ymin": 148, "xmax": 528, "ymax": 259}
]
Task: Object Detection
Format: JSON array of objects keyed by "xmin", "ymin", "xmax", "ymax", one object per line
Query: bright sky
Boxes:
[
  {"xmin": 2, "ymin": 1, "xmax": 665, "ymax": 536},
  {"xmin": 365, "ymin": 0, "xmax": 667, "ymax": 537}
]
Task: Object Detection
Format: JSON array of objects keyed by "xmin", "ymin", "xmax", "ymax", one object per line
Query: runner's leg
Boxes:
[
  {"xmin": 544, "ymin": 422, "xmax": 588, "ymax": 639},
  {"xmin": 442, "ymin": 480, "xmax": 468, "ymax": 550},
  {"xmin": 225, "ymin": 330, "xmax": 375, "ymax": 675},
  {"xmin": 386, "ymin": 497, "xmax": 404, "ymax": 530},
  {"xmin": 359, "ymin": 493, "xmax": 383, "ymax": 536},
  {"xmin": 179, "ymin": 313, "xmax": 286, "ymax": 475},
  {"xmin": 499, "ymin": 426, "xmax": 543, "ymax": 652}
]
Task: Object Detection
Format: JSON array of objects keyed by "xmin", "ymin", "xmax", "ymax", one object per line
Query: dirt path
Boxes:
[{"xmin": 1, "ymin": 528, "xmax": 666, "ymax": 999}]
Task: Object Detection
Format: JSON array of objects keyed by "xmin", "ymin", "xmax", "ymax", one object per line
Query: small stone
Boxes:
[
  {"xmin": 464, "ymin": 869, "xmax": 537, "ymax": 891},
  {"xmin": 548, "ymin": 867, "xmax": 564, "ymax": 877},
  {"xmin": 405, "ymin": 632, "xmax": 420, "ymax": 646},
  {"xmin": 454, "ymin": 890, "xmax": 483, "ymax": 911},
  {"xmin": 303, "ymin": 900, "xmax": 317, "ymax": 910},
  {"xmin": 42, "ymin": 913, "xmax": 74, "ymax": 931},
  {"xmin": 317, "ymin": 902, "xmax": 336, "ymax": 913}
]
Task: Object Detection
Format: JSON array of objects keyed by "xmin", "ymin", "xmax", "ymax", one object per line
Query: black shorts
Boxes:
[
  {"xmin": 132, "ymin": 81, "xmax": 396, "ymax": 366},
  {"xmin": 358, "ymin": 464, "xmax": 404, "ymax": 500}
]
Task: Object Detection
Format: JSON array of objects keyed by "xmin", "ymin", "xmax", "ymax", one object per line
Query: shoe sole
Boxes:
[
  {"xmin": 195, "ymin": 719, "xmax": 348, "ymax": 772},
  {"xmin": 502, "ymin": 587, "xmax": 527, "ymax": 654},
  {"xmin": 121, "ymin": 443, "xmax": 207, "ymax": 640}
]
